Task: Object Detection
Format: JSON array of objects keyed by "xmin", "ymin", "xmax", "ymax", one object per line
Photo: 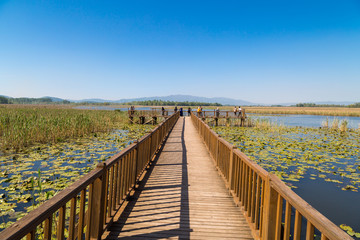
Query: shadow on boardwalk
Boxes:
[{"xmin": 103, "ymin": 117, "xmax": 191, "ymax": 239}]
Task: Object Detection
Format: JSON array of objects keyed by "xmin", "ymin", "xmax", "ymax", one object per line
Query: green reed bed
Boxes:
[
  {"xmin": 0, "ymin": 105, "xmax": 154, "ymax": 230},
  {"xmin": 0, "ymin": 105, "xmax": 127, "ymax": 152}
]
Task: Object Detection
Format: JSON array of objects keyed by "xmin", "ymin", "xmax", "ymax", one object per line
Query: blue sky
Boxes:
[{"xmin": 1, "ymin": 1, "xmax": 359, "ymax": 104}]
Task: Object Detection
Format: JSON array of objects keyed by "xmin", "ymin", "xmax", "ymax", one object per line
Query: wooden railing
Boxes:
[
  {"xmin": 0, "ymin": 112, "xmax": 180, "ymax": 240},
  {"xmin": 191, "ymin": 113, "xmax": 352, "ymax": 240}
]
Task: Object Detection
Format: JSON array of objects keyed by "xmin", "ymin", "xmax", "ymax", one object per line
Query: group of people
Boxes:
[
  {"xmin": 173, "ymin": 106, "xmax": 192, "ymax": 116},
  {"xmin": 233, "ymin": 106, "xmax": 242, "ymax": 116},
  {"xmin": 133, "ymin": 106, "xmax": 243, "ymax": 118}
]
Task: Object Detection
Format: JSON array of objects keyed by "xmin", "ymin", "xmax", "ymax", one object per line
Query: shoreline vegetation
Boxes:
[
  {"xmin": 234, "ymin": 106, "xmax": 360, "ymax": 117},
  {"xmin": 0, "ymin": 105, "xmax": 128, "ymax": 153}
]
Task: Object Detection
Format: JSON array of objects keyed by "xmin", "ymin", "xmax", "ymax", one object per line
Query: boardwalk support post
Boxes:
[
  {"xmin": 262, "ymin": 175, "xmax": 278, "ymax": 240},
  {"xmin": 88, "ymin": 163, "xmax": 107, "ymax": 240}
]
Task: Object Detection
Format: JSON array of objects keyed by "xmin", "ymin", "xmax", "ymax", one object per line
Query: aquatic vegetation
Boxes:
[
  {"xmin": 0, "ymin": 123, "xmax": 152, "ymax": 230},
  {"xmin": 0, "ymin": 105, "xmax": 128, "ymax": 152},
  {"xmin": 321, "ymin": 117, "xmax": 329, "ymax": 128},
  {"xmin": 340, "ymin": 224, "xmax": 360, "ymax": 238},
  {"xmin": 340, "ymin": 119, "xmax": 349, "ymax": 132},
  {"xmin": 213, "ymin": 124, "xmax": 360, "ymax": 238},
  {"xmin": 331, "ymin": 118, "xmax": 339, "ymax": 130},
  {"xmin": 213, "ymin": 125, "xmax": 360, "ymax": 191}
]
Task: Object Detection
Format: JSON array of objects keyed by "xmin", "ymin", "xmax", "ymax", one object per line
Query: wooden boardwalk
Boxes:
[{"xmin": 102, "ymin": 117, "xmax": 253, "ymax": 239}]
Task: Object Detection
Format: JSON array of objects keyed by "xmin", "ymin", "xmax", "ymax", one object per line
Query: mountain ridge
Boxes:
[{"xmin": 1, "ymin": 94, "xmax": 358, "ymax": 106}]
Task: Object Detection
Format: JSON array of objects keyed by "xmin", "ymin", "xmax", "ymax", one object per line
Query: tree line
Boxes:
[
  {"xmin": 295, "ymin": 102, "xmax": 360, "ymax": 108},
  {"xmin": 0, "ymin": 96, "xmax": 71, "ymax": 104}
]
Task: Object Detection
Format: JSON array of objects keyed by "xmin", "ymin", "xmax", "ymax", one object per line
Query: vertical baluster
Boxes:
[
  {"xmin": 26, "ymin": 230, "xmax": 35, "ymax": 240},
  {"xmin": 275, "ymin": 195, "xmax": 283, "ymax": 240},
  {"xmin": 244, "ymin": 166, "xmax": 249, "ymax": 209},
  {"xmin": 57, "ymin": 205, "xmax": 66, "ymax": 240},
  {"xmin": 68, "ymin": 197, "xmax": 77, "ymax": 240},
  {"xmin": 283, "ymin": 202, "xmax": 291, "ymax": 240},
  {"xmin": 85, "ymin": 184, "xmax": 93, "ymax": 240},
  {"xmin": 119, "ymin": 158, "xmax": 125, "ymax": 201},
  {"xmin": 88, "ymin": 163, "xmax": 107, "ymax": 239},
  {"xmin": 240, "ymin": 161, "xmax": 246, "ymax": 205},
  {"xmin": 294, "ymin": 210, "xmax": 302, "ymax": 240},
  {"xmin": 320, "ymin": 234, "xmax": 329, "ymax": 240},
  {"xmin": 114, "ymin": 162, "xmax": 119, "ymax": 210},
  {"xmin": 254, "ymin": 175, "xmax": 261, "ymax": 228},
  {"xmin": 108, "ymin": 167, "xmax": 114, "ymax": 218},
  {"xmin": 246, "ymin": 168, "xmax": 252, "ymax": 214},
  {"xmin": 77, "ymin": 189, "xmax": 86, "ymax": 240},
  {"xmin": 306, "ymin": 221, "xmax": 315, "ymax": 240},
  {"xmin": 250, "ymin": 171, "xmax": 257, "ymax": 223},
  {"xmin": 44, "ymin": 215, "xmax": 52, "ymax": 240}
]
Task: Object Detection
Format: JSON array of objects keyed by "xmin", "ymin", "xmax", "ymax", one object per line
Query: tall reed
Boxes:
[
  {"xmin": 331, "ymin": 118, "xmax": 339, "ymax": 130},
  {"xmin": 321, "ymin": 117, "xmax": 329, "ymax": 128},
  {"xmin": 0, "ymin": 106, "xmax": 127, "ymax": 152},
  {"xmin": 340, "ymin": 119, "xmax": 348, "ymax": 132}
]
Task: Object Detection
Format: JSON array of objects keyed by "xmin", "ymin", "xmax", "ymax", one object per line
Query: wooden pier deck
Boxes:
[
  {"xmin": 102, "ymin": 117, "xmax": 253, "ymax": 239},
  {"xmin": 1, "ymin": 112, "xmax": 352, "ymax": 240}
]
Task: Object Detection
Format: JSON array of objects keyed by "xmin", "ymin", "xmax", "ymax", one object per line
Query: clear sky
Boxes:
[{"xmin": 1, "ymin": 0, "xmax": 359, "ymax": 104}]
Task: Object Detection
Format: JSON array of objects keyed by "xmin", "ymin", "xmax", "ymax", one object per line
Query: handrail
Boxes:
[
  {"xmin": 190, "ymin": 112, "xmax": 352, "ymax": 240},
  {"xmin": 0, "ymin": 112, "xmax": 180, "ymax": 240}
]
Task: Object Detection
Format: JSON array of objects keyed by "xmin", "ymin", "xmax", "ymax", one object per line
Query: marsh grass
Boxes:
[
  {"xmin": 331, "ymin": 118, "xmax": 339, "ymax": 130},
  {"xmin": 340, "ymin": 119, "xmax": 348, "ymax": 132},
  {"xmin": 321, "ymin": 117, "xmax": 329, "ymax": 128},
  {"xmin": 0, "ymin": 105, "xmax": 127, "ymax": 152}
]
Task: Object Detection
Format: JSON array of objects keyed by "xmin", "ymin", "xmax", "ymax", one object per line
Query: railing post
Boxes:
[
  {"xmin": 262, "ymin": 175, "xmax": 278, "ymax": 240},
  {"xmin": 216, "ymin": 136, "xmax": 220, "ymax": 167},
  {"xmin": 89, "ymin": 163, "xmax": 107, "ymax": 240},
  {"xmin": 228, "ymin": 146, "xmax": 236, "ymax": 191},
  {"xmin": 134, "ymin": 140, "xmax": 139, "ymax": 185}
]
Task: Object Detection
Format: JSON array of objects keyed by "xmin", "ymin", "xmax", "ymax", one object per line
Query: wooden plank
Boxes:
[{"xmin": 102, "ymin": 117, "xmax": 254, "ymax": 239}]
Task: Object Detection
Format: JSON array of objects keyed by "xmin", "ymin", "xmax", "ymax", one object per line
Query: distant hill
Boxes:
[
  {"xmin": 1, "ymin": 94, "xmax": 358, "ymax": 107},
  {"xmin": 42, "ymin": 96, "xmax": 67, "ymax": 102},
  {"xmin": 72, "ymin": 98, "xmax": 113, "ymax": 103},
  {"xmin": 112, "ymin": 95, "xmax": 254, "ymax": 106}
]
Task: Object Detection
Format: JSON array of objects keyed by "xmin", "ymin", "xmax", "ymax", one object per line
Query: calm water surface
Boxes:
[{"xmin": 248, "ymin": 113, "xmax": 360, "ymax": 128}]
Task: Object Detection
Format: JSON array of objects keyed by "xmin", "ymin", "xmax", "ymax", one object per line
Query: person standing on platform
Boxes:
[
  {"xmin": 179, "ymin": 107, "xmax": 183, "ymax": 116},
  {"xmin": 188, "ymin": 107, "xmax": 191, "ymax": 116},
  {"xmin": 197, "ymin": 106, "xmax": 202, "ymax": 117},
  {"xmin": 174, "ymin": 106, "xmax": 178, "ymax": 112},
  {"xmin": 238, "ymin": 106, "xmax": 242, "ymax": 117},
  {"xmin": 161, "ymin": 107, "xmax": 165, "ymax": 116},
  {"xmin": 216, "ymin": 107, "xmax": 220, "ymax": 118},
  {"xmin": 233, "ymin": 106, "xmax": 237, "ymax": 116}
]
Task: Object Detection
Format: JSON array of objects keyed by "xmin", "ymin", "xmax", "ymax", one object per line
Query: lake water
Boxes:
[
  {"xmin": 248, "ymin": 113, "xmax": 360, "ymax": 129},
  {"xmin": 76, "ymin": 106, "xmax": 360, "ymax": 129}
]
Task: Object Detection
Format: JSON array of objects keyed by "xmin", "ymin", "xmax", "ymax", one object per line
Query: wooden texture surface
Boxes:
[{"xmin": 102, "ymin": 117, "xmax": 253, "ymax": 239}]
